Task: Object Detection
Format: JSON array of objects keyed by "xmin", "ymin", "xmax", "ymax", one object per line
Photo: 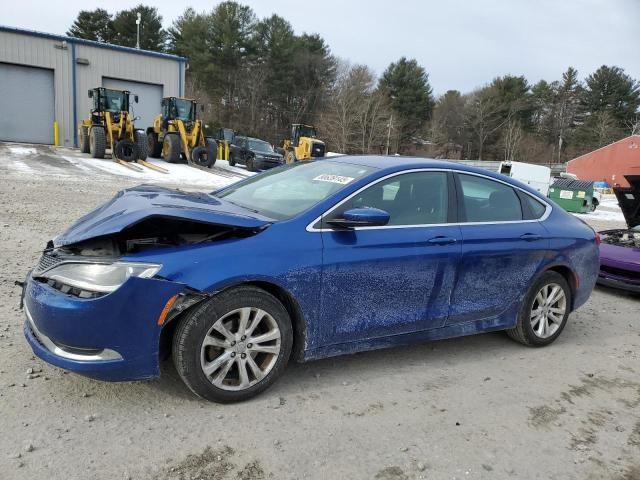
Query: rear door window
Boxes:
[{"xmin": 458, "ymin": 174, "xmax": 523, "ymax": 222}]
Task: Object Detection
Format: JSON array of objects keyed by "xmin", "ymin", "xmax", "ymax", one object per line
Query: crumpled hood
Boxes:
[
  {"xmin": 615, "ymin": 175, "xmax": 640, "ymax": 229},
  {"xmin": 54, "ymin": 185, "xmax": 272, "ymax": 247}
]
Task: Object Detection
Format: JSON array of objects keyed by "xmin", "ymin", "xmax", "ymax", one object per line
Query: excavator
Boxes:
[
  {"xmin": 78, "ymin": 87, "xmax": 167, "ymax": 173},
  {"xmin": 281, "ymin": 124, "xmax": 326, "ymax": 164},
  {"xmin": 147, "ymin": 97, "xmax": 216, "ymax": 167}
]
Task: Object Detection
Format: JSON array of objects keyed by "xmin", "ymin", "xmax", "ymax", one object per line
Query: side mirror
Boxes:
[
  {"xmin": 88, "ymin": 90, "xmax": 93, "ymax": 98},
  {"xmin": 134, "ymin": 95, "xmax": 139, "ymax": 103},
  {"xmin": 326, "ymin": 208, "xmax": 390, "ymax": 229}
]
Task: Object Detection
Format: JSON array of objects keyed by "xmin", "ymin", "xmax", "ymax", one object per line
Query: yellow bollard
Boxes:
[
  {"xmin": 53, "ymin": 121, "xmax": 59, "ymax": 146},
  {"xmin": 217, "ymin": 142, "xmax": 223, "ymax": 160},
  {"xmin": 224, "ymin": 141, "xmax": 229, "ymax": 161}
]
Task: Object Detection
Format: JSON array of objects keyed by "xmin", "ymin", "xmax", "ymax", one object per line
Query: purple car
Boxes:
[{"xmin": 598, "ymin": 175, "xmax": 640, "ymax": 293}]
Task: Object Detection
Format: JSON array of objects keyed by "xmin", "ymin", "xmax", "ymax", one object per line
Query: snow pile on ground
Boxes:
[
  {"xmin": 8, "ymin": 146, "xmax": 37, "ymax": 156},
  {"xmin": 59, "ymin": 155, "xmax": 248, "ymax": 189},
  {"xmin": 570, "ymin": 194, "xmax": 625, "ymax": 224}
]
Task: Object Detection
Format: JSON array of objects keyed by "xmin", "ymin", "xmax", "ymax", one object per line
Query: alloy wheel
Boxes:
[
  {"xmin": 200, "ymin": 307, "xmax": 281, "ymax": 391},
  {"xmin": 530, "ymin": 283, "xmax": 567, "ymax": 339}
]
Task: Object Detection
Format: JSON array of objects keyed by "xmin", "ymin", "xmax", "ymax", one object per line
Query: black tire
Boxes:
[
  {"xmin": 285, "ymin": 150, "xmax": 296, "ymax": 164},
  {"xmin": 147, "ymin": 132, "xmax": 162, "ymax": 158},
  {"xmin": 205, "ymin": 139, "xmax": 217, "ymax": 168},
  {"xmin": 79, "ymin": 126, "xmax": 90, "ymax": 153},
  {"xmin": 89, "ymin": 126, "xmax": 106, "ymax": 159},
  {"xmin": 162, "ymin": 134, "xmax": 181, "ymax": 163},
  {"xmin": 172, "ymin": 286, "xmax": 293, "ymax": 403},
  {"xmin": 114, "ymin": 139, "xmax": 139, "ymax": 162},
  {"xmin": 228, "ymin": 151, "xmax": 236, "ymax": 167},
  {"xmin": 135, "ymin": 131, "xmax": 148, "ymax": 161},
  {"xmin": 190, "ymin": 146, "xmax": 209, "ymax": 166},
  {"xmin": 245, "ymin": 155, "xmax": 257, "ymax": 172},
  {"xmin": 506, "ymin": 271, "xmax": 572, "ymax": 347}
]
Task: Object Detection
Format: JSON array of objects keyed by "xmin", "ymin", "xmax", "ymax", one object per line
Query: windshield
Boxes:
[
  {"xmin": 100, "ymin": 90, "xmax": 126, "ymax": 112},
  {"xmin": 173, "ymin": 99, "xmax": 195, "ymax": 121},
  {"xmin": 215, "ymin": 161, "xmax": 376, "ymax": 220},
  {"xmin": 297, "ymin": 125, "xmax": 316, "ymax": 138},
  {"xmin": 248, "ymin": 139, "xmax": 274, "ymax": 153}
]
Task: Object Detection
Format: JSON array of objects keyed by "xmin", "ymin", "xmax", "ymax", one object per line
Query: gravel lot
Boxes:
[{"xmin": 0, "ymin": 145, "xmax": 638, "ymax": 480}]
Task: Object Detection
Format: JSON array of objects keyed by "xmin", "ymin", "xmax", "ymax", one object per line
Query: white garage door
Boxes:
[
  {"xmin": 102, "ymin": 78, "xmax": 163, "ymax": 132},
  {"xmin": 0, "ymin": 63, "xmax": 54, "ymax": 144}
]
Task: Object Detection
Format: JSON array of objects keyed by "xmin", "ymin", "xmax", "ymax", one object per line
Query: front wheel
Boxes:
[
  {"xmin": 162, "ymin": 134, "xmax": 181, "ymax": 163},
  {"xmin": 134, "ymin": 131, "xmax": 148, "ymax": 160},
  {"xmin": 507, "ymin": 271, "xmax": 571, "ymax": 347},
  {"xmin": 172, "ymin": 286, "xmax": 293, "ymax": 403}
]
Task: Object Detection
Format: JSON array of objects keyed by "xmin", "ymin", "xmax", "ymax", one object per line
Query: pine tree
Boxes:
[
  {"xmin": 111, "ymin": 5, "xmax": 167, "ymax": 51},
  {"xmin": 67, "ymin": 9, "xmax": 114, "ymax": 43},
  {"xmin": 379, "ymin": 57, "xmax": 434, "ymax": 151}
]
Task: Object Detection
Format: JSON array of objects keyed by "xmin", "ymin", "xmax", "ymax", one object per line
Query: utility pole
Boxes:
[
  {"xmin": 386, "ymin": 114, "xmax": 393, "ymax": 155},
  {"xmin": 136, "ymin": 12, "xmax": 141, "ymax": 49}
]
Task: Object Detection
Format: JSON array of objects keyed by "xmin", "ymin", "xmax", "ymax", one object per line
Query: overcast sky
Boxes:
[{"xmin": 4, "ymin": 0, "xmax": 638, "ymax": 94}]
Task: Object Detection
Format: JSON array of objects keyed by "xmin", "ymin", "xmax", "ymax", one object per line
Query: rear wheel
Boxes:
[
  {"xmin": 172, "ymin": 286, "xmax": 293, "ymax": 403},
  {"xmin": 147, "ymin": 132, "xmax": 162, "ymax": 158},
  {"xmin": 162, "ymin": 134, "xmax": 181, "ymax": 163},
  {"xmin": 228, "ymin": 151, "xmax": 236, "ymax": 167},
  {"xmin": 134, "ymin": 131, "xmax": 148, "ymax": 160},
  {"xmin": 79, "ymin": 126, "xmax": 90, "ymax": 153},
  {"xmin": 507, "ymin": 271, "xmax": 571, "ymax": 347},
  {"xmin": 89, "ymin": 126, "xmax": 106, "ymax": 159}
]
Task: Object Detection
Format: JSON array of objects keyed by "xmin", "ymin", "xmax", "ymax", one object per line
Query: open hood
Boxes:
[
  {"xmin": 54, "ymin": 185, "xmax": 272, "ymax": 247},
  {"xmin": 614, "ymin": 175, "xmax": 640, "ymax": 229}
]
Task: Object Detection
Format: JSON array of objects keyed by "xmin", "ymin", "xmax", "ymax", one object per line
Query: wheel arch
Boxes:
[
  {"xmin": 160, "ymin": 280, "xmax": 307, "ymax": 363},
  {"xmin": 543, "ymin": 263, "xmax": 578, "ymax": 310}
]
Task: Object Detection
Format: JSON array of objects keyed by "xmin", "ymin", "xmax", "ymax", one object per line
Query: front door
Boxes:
[{"xmin": 318, "ymin": 171, "xmax": 461, "ymax": 345}]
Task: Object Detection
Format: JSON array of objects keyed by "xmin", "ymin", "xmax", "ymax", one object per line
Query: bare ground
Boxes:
[{"xmin": 0, "ymin": 147, "xmax": 639, "ymax": 480}]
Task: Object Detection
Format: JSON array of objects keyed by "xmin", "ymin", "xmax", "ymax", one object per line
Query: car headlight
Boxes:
[{"xmin": 38, "ymin": 262, "xmax": 161, "ymax": 293}]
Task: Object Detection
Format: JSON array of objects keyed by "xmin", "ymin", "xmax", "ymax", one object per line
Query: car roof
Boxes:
[
  {"xmin": 324, "ymin": 155, "xmax": 548, "ymax": 198},
  {"xmin": 325, "ymin": 155, "xmax": 481, "ymax": 173}
]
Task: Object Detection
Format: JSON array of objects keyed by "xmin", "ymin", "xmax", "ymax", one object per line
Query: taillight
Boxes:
[{"xmin": 595, "ymin": 232, "xmax": 601, "ymax": 245}]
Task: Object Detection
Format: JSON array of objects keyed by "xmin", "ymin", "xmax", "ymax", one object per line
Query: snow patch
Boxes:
[{"xmin": 9, "ymin": 146, "xmax": 37, "ymax": 156}]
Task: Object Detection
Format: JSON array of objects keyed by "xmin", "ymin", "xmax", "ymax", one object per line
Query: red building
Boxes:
[{"xmin": 567, "ymin": 135, "xmax": 640, "ymax": 188}]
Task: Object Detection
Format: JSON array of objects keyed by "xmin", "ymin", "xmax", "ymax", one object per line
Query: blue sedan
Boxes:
[{"xmin": 23, "ymin": 156, "xmax": 599, "ymax": 402}]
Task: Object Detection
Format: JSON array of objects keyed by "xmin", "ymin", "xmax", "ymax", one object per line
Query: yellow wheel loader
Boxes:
[
  {"xmin": 78, "ymin": 88, "xmax": 167, "ymax": 173},
  {"xmin": 147, "ymin": 97, "xmax": 216, "ymax": 167},
  {"xmin": 281, "ymin": 124, "xmax": 326, "ymax": 164}
]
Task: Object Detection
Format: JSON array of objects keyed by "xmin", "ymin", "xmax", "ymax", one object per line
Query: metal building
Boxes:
[
  {"xmin": 567, "ymin": 135, "xmax": 640, "ymax": 188},
  {"xmin": 0, "ymin": 26, "xmax": 186, "ymax": 147}
]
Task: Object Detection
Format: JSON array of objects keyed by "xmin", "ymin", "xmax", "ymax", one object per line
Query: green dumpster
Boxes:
[{"xmin": 548, "ymin": 179, "xmax": 595, "ymax": 213}]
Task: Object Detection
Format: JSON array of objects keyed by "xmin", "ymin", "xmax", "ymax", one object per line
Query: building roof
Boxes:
[
  {"xmin": 567, "ymin": 135, "xmax": 640, "ymax": 165},
  {"xmin": 0, "ymin": 25, "xmax": 186, "ymax": 62}
]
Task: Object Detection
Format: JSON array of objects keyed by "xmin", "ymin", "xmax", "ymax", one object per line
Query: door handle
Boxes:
[
  {"xmin": 427, "ymin": 236, "xmax": 457, "ymax": 245},
  {"xmin": 520, "ymin": 233, "xmax": 542, "ymax": 241}
]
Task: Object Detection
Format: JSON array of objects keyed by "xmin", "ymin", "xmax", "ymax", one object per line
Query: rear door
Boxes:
[
  {"xmin": 447, "ymin": 172, "xmax": 550, "ymax": 324},
  {"xmin": 318, "ymin": 170, "xmax": 461, "ymax": 345}
]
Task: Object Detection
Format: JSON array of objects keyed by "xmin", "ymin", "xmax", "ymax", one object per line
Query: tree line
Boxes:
[{"xmin": 68, "ymin": 2, "xmax": 640, "ymax": 163}]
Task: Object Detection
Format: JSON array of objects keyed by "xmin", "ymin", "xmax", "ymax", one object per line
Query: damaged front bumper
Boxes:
[{"xmin": 23, "ymin": 273, "xmax": 188, "ymax": 382}]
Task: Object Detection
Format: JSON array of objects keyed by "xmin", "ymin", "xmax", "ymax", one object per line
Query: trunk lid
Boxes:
[
  {"xmin": 614, "ymin": 175, "xmax": 640, "ymax": 229},
  {"xmin": 54, "ymin": 185, "xmax": 272, "ymax": 247}
]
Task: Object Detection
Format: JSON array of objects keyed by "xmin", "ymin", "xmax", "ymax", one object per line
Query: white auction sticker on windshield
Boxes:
[{"xmin": 313, "ymin": 174, "xmax": 355, "ymax": 185}]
